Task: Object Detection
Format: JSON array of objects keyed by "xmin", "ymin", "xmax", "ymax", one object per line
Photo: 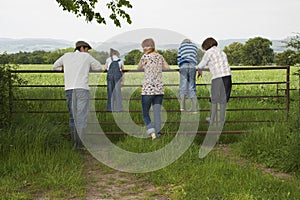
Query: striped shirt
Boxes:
[
  {"xmin": 197, "ymin": 46, "xmax": 231, "ymax": 80},
  {"xmin": 177, "ymin": 42, "xmax": 198, "ymax": 67}
]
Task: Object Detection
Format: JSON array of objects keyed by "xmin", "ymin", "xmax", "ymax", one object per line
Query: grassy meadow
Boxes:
[{"xmin": 0, "ymin": 64, "xmax": 300, "ymax": 199}]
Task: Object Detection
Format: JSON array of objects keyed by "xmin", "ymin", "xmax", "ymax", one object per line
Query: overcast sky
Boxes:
[{"xmin": 1, "ymin": 0, "xmax": 300, "ymax": 43}]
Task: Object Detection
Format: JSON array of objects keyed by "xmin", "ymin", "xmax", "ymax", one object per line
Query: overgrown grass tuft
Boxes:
[
  {"xmin": 0, "ymin": 116, "xmax": 85, "ymax": 199},
  {"xmin": 234, "ymin": 109, "xmax": 300, "ymax": 174}
]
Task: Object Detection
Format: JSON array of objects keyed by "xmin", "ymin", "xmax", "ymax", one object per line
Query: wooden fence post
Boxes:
[
  {"xmin": 298, "ymin": 74, "xmax": 300, "ymax": 113},
  {"xmin": 286, "ymin": 65, "xmax": 290, "ymax": 120},
  {"xmin": 8, "ymin": 70, "xmax": 13, "ymax": 124}
]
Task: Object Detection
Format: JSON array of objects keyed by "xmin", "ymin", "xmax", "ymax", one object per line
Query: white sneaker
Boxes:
[
  {"xmin": 206, "ymin": 117, "xmax": 210, "ymax": 123},
  {"xmin": 150, "ymin": 132, "xmax": 156, "ymax": 140}
]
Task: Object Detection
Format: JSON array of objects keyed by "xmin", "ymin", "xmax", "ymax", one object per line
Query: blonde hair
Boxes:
[
  {"xmin": 141, "ymin": 38, "xmax": 155, "ymax": 54},
  {"xmin": 182, "ymin": 38, "xmax": 191, "ymax": 43},
  {"xmin": 110, "ymin": 48, "xmax": 120, "ymax": 57}
]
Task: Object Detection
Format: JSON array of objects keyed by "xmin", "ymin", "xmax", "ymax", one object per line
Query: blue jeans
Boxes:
[
  {"xmin": 178, "ymin": 63, "xmax": 197, "ymax": 99},
  {"xmin": 66, "ymin": 89, "xmax": 90, "ymax": 147},
  {"xmin": 142, "ymin": 95, "xmax": 163, "ymax": 136},
  {"xmin": 106, "ymin": 74, "xmax": 123, "ymax": 111}
]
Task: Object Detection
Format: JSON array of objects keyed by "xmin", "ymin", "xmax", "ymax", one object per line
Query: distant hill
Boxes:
[
  {"xmin": 0, "ymin": 38, "xmax": 73, "ymax": 53},
  {"xmin": 0, "ymin": 38, "xmax": 289, "ymax": 54}
]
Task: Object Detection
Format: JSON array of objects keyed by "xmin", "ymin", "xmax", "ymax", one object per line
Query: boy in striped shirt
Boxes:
[{"xmin": 177, "ymin": 39, "xmax": 199, "ymax": 113}]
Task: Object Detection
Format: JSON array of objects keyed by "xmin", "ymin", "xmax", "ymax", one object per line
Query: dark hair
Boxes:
[
  {"xmin": 201, "ymin": 37, "xmax": 218, "ymax": 51},
  {"xmin": 75, "ymin": 45, "xmax": 89, "ymax": 51}
]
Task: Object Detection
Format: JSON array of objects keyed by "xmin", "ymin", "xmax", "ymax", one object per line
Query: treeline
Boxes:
[
  {"xmin": 0, "ymin": 48, "xmax": 109, "ymax": 65},
  {"xmin": 1, "ymin": 35, "xmax": 300, "ymax": 66},
  {"xmin": 224, "ymin": 36, "xmax": 300, "ymax": 66},
  {"xmin": 123, "ymin": 36, "xmax": 300, "ymax": 66}
]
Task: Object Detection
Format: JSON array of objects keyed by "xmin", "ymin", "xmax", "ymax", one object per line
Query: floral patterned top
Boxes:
[{"xmin": 140, "ymin": 52, "xmax": 165, "ymax": 95}]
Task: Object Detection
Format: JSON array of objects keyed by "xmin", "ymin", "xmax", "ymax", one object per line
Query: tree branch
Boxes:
[{"xmin": 55, "ymin": 0, "xmax": 132, "ymax": 27}]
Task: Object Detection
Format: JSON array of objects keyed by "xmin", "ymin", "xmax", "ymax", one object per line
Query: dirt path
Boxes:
[
  {"xmin": 82, "ymin": 145, "xmax": 293, "ymax": 200},
  {"xmin": 84, "ymin": 153, "xmax": 170, "ymax": 200}
]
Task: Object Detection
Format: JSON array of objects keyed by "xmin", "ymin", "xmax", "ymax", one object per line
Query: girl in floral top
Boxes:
[{"xmin": 137, "ymin": 38, "xmax": 170, "ymax": 140}]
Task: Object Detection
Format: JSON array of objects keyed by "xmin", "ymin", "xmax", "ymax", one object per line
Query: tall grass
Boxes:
[
  {"xmin": 0, "ymin": 116, "xmax": 85, "ymax": 199},
  {"xmin": 142, "ymin": 143, "xmax": 300, "ymax": 199},
  {"xmin": 234, "ymin": 108, "xmax": 300, "ymax": 173}
]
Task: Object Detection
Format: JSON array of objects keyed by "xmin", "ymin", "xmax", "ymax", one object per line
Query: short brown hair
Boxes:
[
  {"xmin": 201, "ymin": 37, "xmax": 218, "ymax": 51},
  {"xmin": 141, "ymin": 38, "xmax": 155, "ymax": 54}
]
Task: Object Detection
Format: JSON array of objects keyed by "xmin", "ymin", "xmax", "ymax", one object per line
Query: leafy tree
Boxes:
[
  {"xmin": 241, "ymin": 37, "xmax": 274, "ymax": 66},
  {"xmin": 197, "ymin": 49, "xmax": 204, "ymax": 63},
  {"xmin": 55, "ymin": 0, "xmax": 132, "ymax": 27},
  {"xmin": 285, "ymin": 33, "xmax": 300, "ymax": 50},
  {"xmin": 124, "ymin": 49, "xmax": 142, "ymax": 65},
  {"xmin": 275, "ymin": 50, "xmax": 299, "ymax": 66},
  {"xmin": 223, "ymin": 42, "xmax": 244, "ymax": 66},
  {"xmin": 281, "ymin": 33, "xmax": 300, "ymax": 67},
  {"xmin": 156, "ymin": 50, "xmax": 164, "ymax": 55},
  {"xmin": 45, "ymin": 48, "xmax": 72, "ymax": 64},
  {"xmin": 160, "ymin": 49, "xmax": 178, "ymax": 65},
  {"xmin": 0, "ymin": 64, "xmax": 26, "ymax": 127},
  {"xmin": 285, "ymin": 33, "xmax": 300, "ymax": 78},
  {"xmin": 12, "ymin": 52, "xmax": 31, "ymax": 64},
  {"xmin": 30, "ymin": 50, "xmax": 48, "ymax": 64},
  {"xmin": 90, "ymin": 50, "xmax": 109, "ymax": 64},
  {"xmin": 0, "ymin": 52, "xmax": 10, "ymax": 64}
]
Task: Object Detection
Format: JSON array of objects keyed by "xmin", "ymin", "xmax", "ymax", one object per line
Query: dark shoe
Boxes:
[{"xmin": 156, "ymin": 132, "xmax": 161, "ymax": 138}]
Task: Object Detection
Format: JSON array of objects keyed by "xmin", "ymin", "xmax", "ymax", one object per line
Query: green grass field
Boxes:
[{"xmin": 1, "ymin": 64, "xmax": 300, "ymax": 199}]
